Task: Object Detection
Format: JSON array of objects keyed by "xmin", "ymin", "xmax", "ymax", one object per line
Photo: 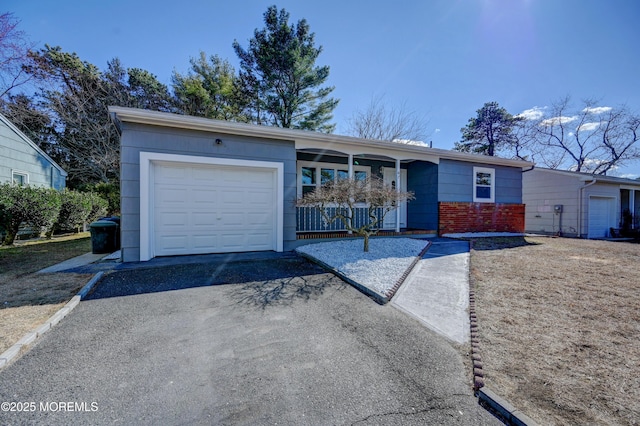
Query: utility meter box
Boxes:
[{"xmin": 554, "ymin": 204, "xmax": 563, "ymax": 213}]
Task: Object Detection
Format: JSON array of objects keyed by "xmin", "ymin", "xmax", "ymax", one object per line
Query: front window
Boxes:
[
  {"xmin": 301, "ymin": 167, "xmax": 316, "ymax": 195},
  {"xmin": 473, "ymin": 167, "xmax": 495, "ymax": 202},
  {"xmin": 298, "ymin": 161, "xmax": 370, "ymax": 198}
]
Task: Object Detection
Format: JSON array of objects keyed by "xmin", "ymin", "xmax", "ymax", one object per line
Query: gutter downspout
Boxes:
[{"xmin": 578, "ymin": 179, "xmax": 598, "ymax": 238}]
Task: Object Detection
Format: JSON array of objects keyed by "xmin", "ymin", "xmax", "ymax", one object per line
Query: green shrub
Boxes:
[
  {"xmin": 85, "ymin": 192, "xmax": 109, "ymax": 223},
  {"xmin": 50, "ymin": 189, "xmax": 94, "ymax": 235},
  {"xmin": 78, "ymin": 182, "xmax": 120, "ymax": 216},
  {"xmin": 0, "ymin": 183, "xmax": 62, "ymax": 245}
]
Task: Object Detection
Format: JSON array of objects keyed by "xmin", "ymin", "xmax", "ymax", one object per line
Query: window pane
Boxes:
[
  {"xmin": 302, "ymin": 186, "xmax": 316, "ymax": 196},
  {"xmin": 301, "ymin": 167, "xmax": 315, "ymax": 185},
  {"xmin": 12, "ymin": 174, "xmax": 25, "ymax": 185},
  {"xmin": 338, "ymin": 170, "xmax": 348, "ymax": 180},
  {"xmin": 476, "ymin": 172, "xmax": 491, "ymax": 186},
  {"xmin": 355, "ymin": 171, "xmax": 367, "ymax": 181},
  {"xmin": 476, "ymin": 186, "xmax": 491, "ymax": 199},
  {"xmin": 321, "ymin": 168, "xmax": 334, "ymax": 185}
]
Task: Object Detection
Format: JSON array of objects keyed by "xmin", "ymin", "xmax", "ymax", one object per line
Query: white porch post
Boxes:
[
  {"xmin": 395, "ymin": 158, "xmax": 401, "ymax": 233},
  {"xmin": 348, "ymin": 154, "xmax": 353, "ymax": 234},
  {"xmin": 630, "ymin": 190, "xmax": 636, "ymax": 229}
]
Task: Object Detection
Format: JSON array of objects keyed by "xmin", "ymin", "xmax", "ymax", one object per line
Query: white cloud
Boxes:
[
  {"xmin": 517, "ymin": 106, "xmax": 546, "ymax": 121},
  {"xmin": 434, "ymin": 128, "xmax": 441, "ymax": 133},
  {"xmin": 582, "ymin": 106, "xmax": 612, "ymax": 114},
  {"xmin": 540, "ymin": 116, "xmax": 577, "ymax": 127},
  {"xmin": 569, "ymin": 158, "xmax": 615, "ymax": 173},
  {"xmin": 577, "ymin": 122, "xmax": 600, "ymax": 132},
  {"xmin": 619, "ymin": 173, "xmax": 640, "ymax": 180},
  {"xmin": 392, "ymin": 139, "xmax": 429, "ymax": 146}
]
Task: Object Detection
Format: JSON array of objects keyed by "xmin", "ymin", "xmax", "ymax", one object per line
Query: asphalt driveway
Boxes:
[{"xmin": 0, "ymin": 253, "xmax": 499, "ymax": 425}]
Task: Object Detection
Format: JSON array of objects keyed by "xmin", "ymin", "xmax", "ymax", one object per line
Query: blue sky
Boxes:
[{"xmin": 5, "ymin": 0, "xmax": 640, "ymax": 177}]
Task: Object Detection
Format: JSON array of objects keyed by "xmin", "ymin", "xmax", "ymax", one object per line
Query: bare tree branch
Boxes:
[
  {"xmin": 346, "ymin": 95, "xmax": 430, "ymax": 143},
  {"xmin": 296, "ymin": 176, "xmax": 414, "ymax": 251}
]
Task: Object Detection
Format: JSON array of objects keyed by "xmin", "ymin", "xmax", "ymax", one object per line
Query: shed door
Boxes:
[
  {"xmin": 588, "ymin": 197, "xmax": 616, "ymax": 238},
  {"xmin": 153, "ymin": 162, "xmax": 276, "ymax": 256}
]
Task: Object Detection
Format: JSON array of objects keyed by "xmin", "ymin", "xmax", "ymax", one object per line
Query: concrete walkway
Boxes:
[
  {"xmin": 36, "ymin": 252, "xmax": 116, "ymax": 273},
  {"xmin": 392, "ymin": 239, "xmax": 471, "ymax": 344}
]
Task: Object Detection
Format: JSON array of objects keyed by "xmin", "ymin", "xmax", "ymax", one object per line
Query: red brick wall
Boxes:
[{"xmin": 438, "ymin": 202, "xmax": 525, "ymax": 235}]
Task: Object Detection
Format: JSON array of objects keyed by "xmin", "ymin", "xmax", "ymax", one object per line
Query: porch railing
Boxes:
[{"xmin": 296, "ymin": 206, "xmax": 384, "ymax": 232}]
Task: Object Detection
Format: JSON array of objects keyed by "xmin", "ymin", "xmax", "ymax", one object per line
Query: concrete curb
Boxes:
[
  {"xmin": 297, "ymin": 240, "xmax": 431, "ymax": 305},
  {"xmin": 0, "ymin": 271, "xmax": 105, "ymax": 370},
  {"xmin": 477, "ymin": 388, "xmax": 539, "ymax": 426},
  {"xmin": 385, "ymin": 240, "xmax": 431, "ymax": 301},
  {"xmin": 297, "ymin": 252, "xmax": 390, "ymax": 304}
]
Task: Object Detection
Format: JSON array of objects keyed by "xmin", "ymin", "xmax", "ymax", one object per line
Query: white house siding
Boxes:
[
  {"xmin": 523, "ymin": 169, "xmax": 582, "ymax": 236},
  {"xmin": 523, "ymin": 168, "xmax": 640, "ymax": 238}
]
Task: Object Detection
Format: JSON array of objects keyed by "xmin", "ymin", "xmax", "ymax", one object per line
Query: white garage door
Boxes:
[
  {"xmin": 588, "ymin": 197, "xmax": 616, "ymax": 238},
  {"xmin": 153, "ymin": 161, "xmax": 276, "ymax": 256}
]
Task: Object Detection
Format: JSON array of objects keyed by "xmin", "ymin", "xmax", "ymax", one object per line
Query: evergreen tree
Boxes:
[
  {"xmin": 172, "ymin": 52, "xmax": 243, "ymax": 120},
  {"xmin": 455, "ymin": 101, "xmax": 521, "ymax": 156},
  {"xmin": 233, "ymin": 5, "xmax": 338, "ymax": 132}
]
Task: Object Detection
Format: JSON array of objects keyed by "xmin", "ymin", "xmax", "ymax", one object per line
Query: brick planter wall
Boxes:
[{"xmin": 438, "ymin": 202, "xmax": 525, "ymax": 235}]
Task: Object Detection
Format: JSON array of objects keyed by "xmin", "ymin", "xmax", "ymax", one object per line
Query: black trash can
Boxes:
[
  {"xmin": 89, "ymin": 220, "xmax": 118, "ymax": 254},
  {"xmin": 99, "ymin": 216, "xmax": 121, "ymax": 249}
]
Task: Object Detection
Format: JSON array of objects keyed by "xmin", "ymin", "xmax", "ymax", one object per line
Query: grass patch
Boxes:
[
  {"xmin": 0, "ymin": 233, "xmax": 93, "ymax": 354},
  {"xmin": 471, "ymin": 236, "xmax": 640, "ymax": 425}
]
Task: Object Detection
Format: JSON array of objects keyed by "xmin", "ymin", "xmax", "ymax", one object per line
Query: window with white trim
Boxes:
[
  {"xmin": 298, "ymin": 161, "xmax": 370, "ymax": 198},
  {"xmin": 473, "ymin": 167, "xmax": 495, "ymax": 202},
  {"xmin": 12, "ymin": 171, "xmax": 28, "ymax": 185}
]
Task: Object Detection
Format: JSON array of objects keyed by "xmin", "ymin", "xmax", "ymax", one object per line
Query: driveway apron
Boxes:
[{"xmin": 0, "ymin": 253, "xmax": 498, "ymax": 425}]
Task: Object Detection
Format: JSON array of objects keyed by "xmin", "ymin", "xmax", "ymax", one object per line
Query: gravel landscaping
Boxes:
[{"xmin": 296, "ymin": 238, "xmax": 429, "ymax": 295}]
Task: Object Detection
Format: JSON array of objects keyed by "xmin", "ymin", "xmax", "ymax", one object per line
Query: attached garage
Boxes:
[
  {"xmin": 588, "ymin": 196, "xmax": 616, "ymax": 238},
  {"xmin": 140, "ymin": 152, "xmax": 284, "ymax": 261}
]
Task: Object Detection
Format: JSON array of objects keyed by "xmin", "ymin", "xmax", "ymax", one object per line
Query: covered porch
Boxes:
[
  {"xmin": 617, "ymin": 187, "xmax": 640, "ymax": 239},
  {"xmin": 294, "ymin": 136, "xmax": 439, "ymax": 236}
]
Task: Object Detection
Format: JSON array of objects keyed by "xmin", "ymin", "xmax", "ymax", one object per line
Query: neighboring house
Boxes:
[
  {"xmin": 109, "ymin": 106, "xmax": 533, "ymax": 262},
  {"xmin": 523, "ymin": 167, "xmax": 640, "ymax": 238},
  {"xmin": 0, "ymin": 113, "xmax": 67, "ymax": 189}
]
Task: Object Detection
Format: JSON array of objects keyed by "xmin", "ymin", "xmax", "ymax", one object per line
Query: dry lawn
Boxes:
[
  {"xmin": 470, "ymin": 236, "xmax": 640, "ymax": 425},
  {"xmin": 0, "ymin": 234, "xmax": 93, "ymax": 354}
]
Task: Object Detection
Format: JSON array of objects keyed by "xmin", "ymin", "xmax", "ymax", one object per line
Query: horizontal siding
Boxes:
[
  {"xmin": 0, "ymin": 120, "xmax": 66, "ymax": 189},
  {"xmin": 120, "ymin": 122, "xmax": 296, "ymax": 262},
  {"xmin": 438, "ymin": 159, "xmax": 523, "ymax": 204},
  {"xmin": 523, "ymin": 169, "xmax": 583, "ymax": 236}
]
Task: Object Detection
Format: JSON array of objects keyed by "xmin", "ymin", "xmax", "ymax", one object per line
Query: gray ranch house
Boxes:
[
  {"xmin": 0, "ymin": 112, "xmax": 67, "ymax": 189},
  {"xmin": 110, "ymin": 107, "xmax": 532, "ymax": 262},
  {"xmin": 523, "ymin": 167, "xmax": 640, "ymax": 238}
]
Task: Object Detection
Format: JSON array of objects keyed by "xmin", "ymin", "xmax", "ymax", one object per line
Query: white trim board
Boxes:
[{"xmin": 139, "ymin": 151, "xmax": 284, "ymax": 261}]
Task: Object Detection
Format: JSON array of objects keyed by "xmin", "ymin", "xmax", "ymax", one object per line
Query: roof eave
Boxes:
[{"xmin": 108, "ymin": 106, "xmax": 533, "ymax": 169}]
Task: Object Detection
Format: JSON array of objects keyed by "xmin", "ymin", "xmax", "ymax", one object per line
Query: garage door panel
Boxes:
[
  {"xmin": 156, "ymin": 187, "xmax": 188, "ymax": 205},
  {"xmin": 247, "ymin": 211, "xmax": 272, "ymax": 225},
  {"xmin": 156, "ymin": 164, "xmax": 188, "ymax": 181},
  {"xmin": 588, "ymin": 197, "xmax": 615, "ymax": 238},
  {"xmin": 191, "ymin": 188, "xmax": 219, "ymax": 204},
  {"xmin": 153, "ymin": 162, "xmax": 276, "ymax": 256},
  {"xmin": 220, "ymin": 190, "xmax": 246, "ymax": 204},
  {"xmin": 157, "ymin": 212, "xmax": 190, "ymax": 227},
  {"xmin": 192, "ymin": 212, "xmax": 218, "ymax": 226},
  {"xmin": 192, "ymin": 235, "xmax": 218, "ymax": 249},
  {"xmin": 220, "ymin": 233, "xmax": 272, "ymax": 251},
  {"xmin": 157, "ymin": 235, "xmax": 189, "ymax": 251},
  {"xmin": 247, "ymin": 190, "xmax": 273, "ymax": 205}
]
